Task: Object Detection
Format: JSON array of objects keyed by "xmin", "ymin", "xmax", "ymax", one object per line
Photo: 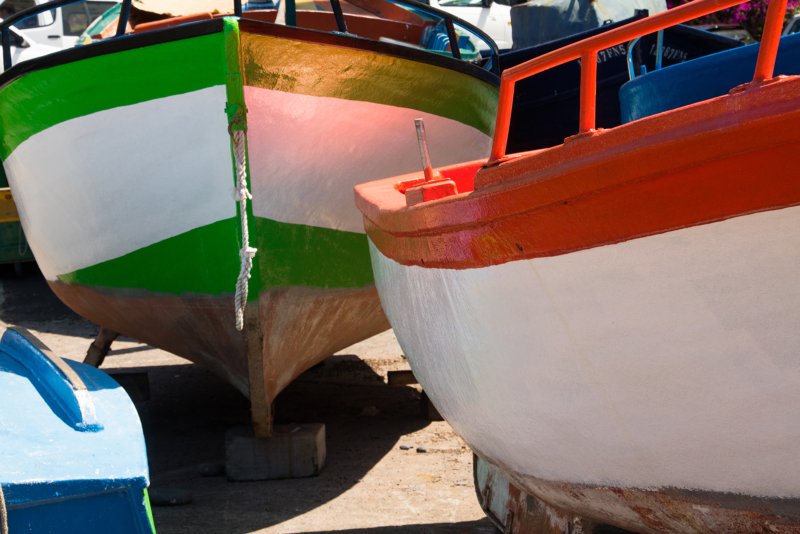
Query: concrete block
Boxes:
[{"xmin": 225, "ymin": 423, "xmax": 326, "ymax": 481}]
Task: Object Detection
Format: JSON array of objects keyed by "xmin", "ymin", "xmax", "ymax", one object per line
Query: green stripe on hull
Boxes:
[
  {"xmin": 57, "ymin": 217, "xmax": 373, "ymax": 295},
  {"xmin": 58, "ymin": 219, "xmax": 242, "ymax": 295},
  {"xmin": 0, "ymin": 30, "xmax": 228, "ymax": 160},
  {"xmin": 1, "ymin": 21, "xmax": 497, "ymax": 161},
  {"xmin": 256, "ymin": 217, "xmax": 374, "ymax": 289}
]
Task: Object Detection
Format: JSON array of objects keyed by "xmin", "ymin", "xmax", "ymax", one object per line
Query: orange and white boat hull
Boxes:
[
  {"xmin": 370, "ymin": 203, "xmax": 800, "ymax": 529},
  {"xmin": 357, "ymin": 73, "xmax": 800, "ymax": 531}
]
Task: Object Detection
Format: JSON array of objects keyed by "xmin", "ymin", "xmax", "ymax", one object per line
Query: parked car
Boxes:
[
  {"xmin": 0, "ymin": 0, "xmax": 118, "ymax": 49},
  {"xmin": 0, "ymin": 22, "xmax": 59, "ymax": 70},
  {"xmin": 422, "ymin": 0, "xmax": 512, "ymax": 49}
]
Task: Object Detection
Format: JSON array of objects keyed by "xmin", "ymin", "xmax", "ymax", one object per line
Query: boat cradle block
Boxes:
[
  {"xmin": 0, "ymin": 327, "xmax": 153, "ymax": 533},
  {"xmin": 225, "ymin": 423, "xmax": 326, "ymax": 481}
]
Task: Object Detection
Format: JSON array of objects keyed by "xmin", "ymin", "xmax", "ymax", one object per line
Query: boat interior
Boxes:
[
  {"xmin": 89, "ymin": 0, "xmax": 493, "ymax": 62},
  {"xmin": 383, "ymin": 0, "xmax": 795, "ymax": 205}
]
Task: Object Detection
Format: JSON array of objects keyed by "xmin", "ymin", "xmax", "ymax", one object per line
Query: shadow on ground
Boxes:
[
  {"xmin": 0, "ymin": 263, "xmax": 96, "ymax": 336},
  {"xmin": 132, "ymin": 357, "xmax": 481, "ymax": 533},
  {"xmin": 1, "ymin": 263, "xmax": 493, "ymax": 533}
]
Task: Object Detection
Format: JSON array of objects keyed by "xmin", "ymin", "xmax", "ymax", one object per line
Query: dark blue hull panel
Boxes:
[{"xmin": 620, "ymin": 32, "xmax": 800, "ymax": 123}]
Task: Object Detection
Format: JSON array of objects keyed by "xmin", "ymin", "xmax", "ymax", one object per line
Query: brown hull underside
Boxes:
[
  {"xmin": 474, "ymin": 453, "xmax": 800, "ymax": 534},
  {"xmin": 49, "ymin": 281, "xmax": 389, "ymax": 426}
]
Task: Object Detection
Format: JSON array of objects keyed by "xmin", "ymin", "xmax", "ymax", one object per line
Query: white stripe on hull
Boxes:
[
  {"xmin": 4, "ymin": 86, "xmax": 235, "ymax": 280},
  {"xmin": 245, "ymin": 86, "xmax": 492, "ymax": 233},
  {"xmin": 371, "ymin": 205, "xmax": 800, "ymax": 498}
]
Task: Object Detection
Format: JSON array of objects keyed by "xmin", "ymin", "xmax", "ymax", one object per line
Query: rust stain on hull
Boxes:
[
  {"xmin": 474, "ymin": 453, "xmax": 800, "ymax": 533},
  {"xmin": 257, "ymin": 285, "xmax": 389, "ymax": 403}
]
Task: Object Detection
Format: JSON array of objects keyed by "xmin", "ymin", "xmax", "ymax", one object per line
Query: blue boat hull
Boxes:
[
  {"xmin": 0, "ymin": 328, "xmax": 154, "ymax": 533},
  {"xmin": 620, "ymin": 32, "xmax": 800, "ymax": 122}
]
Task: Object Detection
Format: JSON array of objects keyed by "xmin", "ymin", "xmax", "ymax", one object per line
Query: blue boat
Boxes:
[
  {"xmin": 621, "ymin": 31, "xmax": 800, "ymax": 122},
  {"xmin": 0, "ymin": 328, "xmax": 154, "ymax": 534}
]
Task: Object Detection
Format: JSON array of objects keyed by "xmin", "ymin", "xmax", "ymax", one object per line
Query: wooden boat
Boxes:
[
  {"xmin": 355, "ymin": 0, "xmax": 800, "ymax": 530},
  {"xmin": 0, "ymin": 327, "xmax": 153, "ymax": 533},
  {"xmin": 0, "ymin": 0, "xmax": 498, "ymax": 434}
]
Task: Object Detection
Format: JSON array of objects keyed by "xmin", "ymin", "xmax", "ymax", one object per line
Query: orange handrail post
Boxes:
[
  {"xmin": 754, "ymin": 0, "xmax": 788, "ymax": 81},
  {"xmin": 489, "ymin": 81, "xmax": 514, "ymax": 162},
  {"xmin": 488, "ymin": 0, "xmax": 787, "ymax": 163},
  {"xmin": 580, "ymin": 50, "xmax": 598, "ymax": 133}
]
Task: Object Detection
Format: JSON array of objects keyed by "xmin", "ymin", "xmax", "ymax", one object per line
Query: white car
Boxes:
[
  {"xmin": 1, "ymin": 0, "xmax": 117, "ymax": 49},
  {"xmin": 426, "ymin": 0, "xmax": 512, "ymax": 49},
  {"xmin": 1, "ymin": 22, "xmax": 60, "ymax": 70}
]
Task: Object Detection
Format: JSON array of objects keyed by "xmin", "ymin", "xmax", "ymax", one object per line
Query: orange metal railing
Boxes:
[{"xmin": 489, "ymin": 0, "xmax": 789, "ymax": 163}]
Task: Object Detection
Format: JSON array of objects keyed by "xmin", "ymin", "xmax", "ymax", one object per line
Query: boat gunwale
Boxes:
[
  {"xmin": 237, "ymin": 17, "xmax": 499, "ymax": 86},
  {"xmin": 355, "ymin": 73, "xmax": 800, "ymax": 269},
  {"xmin": 0, "ymin": 18, "xmax": 226, "ymax": 86},
  {"xmin": 0, "ymin": 13, "xmax": 499, "ymax": 90}
]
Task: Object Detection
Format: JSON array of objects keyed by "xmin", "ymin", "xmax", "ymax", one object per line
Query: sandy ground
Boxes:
[{"xmin": 0, "ymin": 264, "xmax": 496, "ymax": 533}]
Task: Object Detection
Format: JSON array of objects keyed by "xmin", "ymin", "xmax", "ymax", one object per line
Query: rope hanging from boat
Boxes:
[{"xmin": 229, "ymin": 106, "xmax": 257, "ymax": 332}]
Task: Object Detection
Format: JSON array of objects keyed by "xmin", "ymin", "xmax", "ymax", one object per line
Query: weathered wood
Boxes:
[
  {"xmin": 84, "ymin": 327, "xmax": 119, "ymax": 368},
  {"xmin": 243, "ymin": 302, "xmax": 271, "ymax": 438}
]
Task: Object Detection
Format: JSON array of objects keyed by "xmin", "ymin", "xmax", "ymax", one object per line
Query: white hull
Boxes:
[
  {"xmin": 3, "ymin": 86, "xmax": 234, "ymax": 280},
  {"xmin": 245, "ymin": 86, "xmax": 492, "ymax": 233},
  {"xmin": 370, "ymin": 204, "xmax": 800, "ymax": 498},
  {"xmin": 4, "ymin": 85, "xmax": 492, "ymax": 282}
]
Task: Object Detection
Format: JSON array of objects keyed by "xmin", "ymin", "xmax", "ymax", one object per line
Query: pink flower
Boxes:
[{"xmin": 666, "ymin": 0, "xmax": 800, "ymax": 39}]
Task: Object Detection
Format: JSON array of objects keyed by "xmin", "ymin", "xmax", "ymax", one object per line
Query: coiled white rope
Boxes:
[{"xmin": 231, "ymin": 126, "xmax": 257, "ymax": 331}]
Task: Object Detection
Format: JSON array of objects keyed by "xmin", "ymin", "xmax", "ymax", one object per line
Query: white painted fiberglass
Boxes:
[
  {"xmin": 245, "ymin": 86, "xmax": 492, "ymax": 233},
  {"xmin": 371, "ymin": 205, "xmax": 800, "ymax": 497},
  {"xmin": 4, "ymin": 86, "xmax": 236, "ymax": 280}
]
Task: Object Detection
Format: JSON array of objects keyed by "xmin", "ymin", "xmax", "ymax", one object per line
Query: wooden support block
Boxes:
[
  {"xmin": 106, "ymin": 369, "xmax": 150, "ymax": 402},
  {"xmin": 420, "ymin": 391, "xmax": 443, "ymax": 421},
  {"xmin": 387, "ymin": 369, "xmax": 418, "ymax": 386},
  {"xmin": 225, "ymin": 423, "xmax": 326, "ymax": 481}
]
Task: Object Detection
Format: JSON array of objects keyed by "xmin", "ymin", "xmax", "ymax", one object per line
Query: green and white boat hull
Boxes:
[{"xmin": 0, "ymin": 17, "xmax": 497, "ymax": 430}]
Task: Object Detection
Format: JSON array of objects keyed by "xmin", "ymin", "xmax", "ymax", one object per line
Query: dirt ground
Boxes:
[{"xmin": 0, "ymin": 264, "xmax": 496, "ymax": 533}]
